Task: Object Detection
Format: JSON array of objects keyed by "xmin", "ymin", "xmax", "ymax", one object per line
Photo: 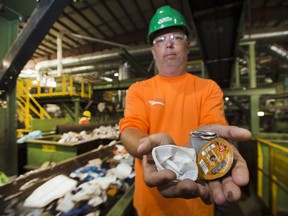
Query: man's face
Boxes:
[{"xmin": 151, "ymin": 28, "xmax": 190, "ymax": 77}]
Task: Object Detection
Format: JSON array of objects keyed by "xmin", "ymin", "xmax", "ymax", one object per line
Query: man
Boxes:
[
  {"xmin": 119, "ymin": 5, "xmax": 251, "ymax": 216},
  {"xmin": 79, "ymin": 110, "xmax": 91, "ymax": 124}
]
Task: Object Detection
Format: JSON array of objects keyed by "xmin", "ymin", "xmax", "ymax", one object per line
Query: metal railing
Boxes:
[
  {"xmin": 257, "ymin": 138, "xmax": 288, "ymax": 215},
  {"xmin": 17, "ymin": 81, "xmax": 52, "ymax": 137},
  {"xmin": 16, "ymin": 74, "xmax": 92, "ymax": 137},
  {"xmin": 18, "ymin": 75, "xmax": 92, "ymax": 99}
]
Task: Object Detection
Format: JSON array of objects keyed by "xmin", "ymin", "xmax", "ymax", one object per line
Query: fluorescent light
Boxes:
[
  {"xmin": 244, "ymin": 31, "xmax": 288, "ymax": 40},
  {"xmin": 100, "ymin": 77, "xmax": 113, "ymax": 82},
  {"xmin": 270, "ymin": 45, "xmax": 288, "ymax": 57}
]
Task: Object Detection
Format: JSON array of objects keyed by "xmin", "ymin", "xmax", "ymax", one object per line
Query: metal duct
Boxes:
[
  {"xmin": 188, "ymin": 0, "xmax": 246, "ymax": 88},
  {"xmin": 35, "ymin": 46, "xmax": 151, "ymax": 72}
]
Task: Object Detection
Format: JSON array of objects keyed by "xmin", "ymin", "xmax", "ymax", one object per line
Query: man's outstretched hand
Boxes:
[{"xmin": 137, "ymin": 125, "xmax": 251, "ymax": 204}]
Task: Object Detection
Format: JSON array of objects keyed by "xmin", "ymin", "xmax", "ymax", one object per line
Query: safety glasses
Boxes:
[{"xmin": 152, "ymin": 33, "xmax": 187, "ymax": 47}]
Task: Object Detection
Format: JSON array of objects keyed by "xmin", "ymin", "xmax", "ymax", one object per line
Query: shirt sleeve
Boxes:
[
  {"xmin": 198, "ymin": 79, "xmax": 228, "ymax": 126},
  {"xmin": 119, "ymin": 82, "xmax": 149, "ymax": 133}
]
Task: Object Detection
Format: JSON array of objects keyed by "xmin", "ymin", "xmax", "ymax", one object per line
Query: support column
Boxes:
[
  {"xmin": 248, "ymin": 41, "xmax": 260, "ymax": 134},
  {"xmin": 74, "ymin": 98, "xmax": 80, "ymax": 123},
  {"xmin": 234, "ymin": 57, "xmax": 240, "ymax": 88}
]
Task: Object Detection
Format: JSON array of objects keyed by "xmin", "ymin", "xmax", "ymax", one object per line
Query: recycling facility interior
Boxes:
[{"xmin": 0, "ymin": 0, "xmax": 288, "ymax": 215}]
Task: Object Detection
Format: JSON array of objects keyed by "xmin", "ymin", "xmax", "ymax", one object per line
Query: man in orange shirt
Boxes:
[{"xmin": 119, "ymin": 5, "xmax": 251, "ymax": 216}]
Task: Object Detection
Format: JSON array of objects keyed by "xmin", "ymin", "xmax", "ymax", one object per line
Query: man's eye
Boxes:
[
  {"xmin": 155, "ymin": 37, "xmax": 165, "ymax": 43},
  {"xmin": 174, "ymin": 35, "xmax": 183, "ymax": 41}
]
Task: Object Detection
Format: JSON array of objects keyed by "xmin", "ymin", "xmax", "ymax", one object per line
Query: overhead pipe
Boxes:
[
  {"xmin": 57, "ymin": 33, "xmax": 63, "ymax": 76},
  {"xmin": 67, "ymin": 32, "xmax": 130, "ymax": 49},
  {"xmin": 46, "ymin": 62, "xmax": 121, "ymax": 76},
  {"xmin": 35, "ymin": 46, "xmax": 151, "ymax": 72},
  {"xmin": 243, "ymin": 30, "xmax": 288, "ymax": 40}
]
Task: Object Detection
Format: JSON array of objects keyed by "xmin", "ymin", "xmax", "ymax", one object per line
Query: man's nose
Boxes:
[{"xmin": 165, "ymin": 37, "xmax": 174, "ymax": 47}]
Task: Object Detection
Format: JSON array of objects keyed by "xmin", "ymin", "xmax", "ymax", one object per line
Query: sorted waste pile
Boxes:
[
  {"xmin": 58, "ymin": 124, "xmax": 120, "ymax": 144},
  {"xmin": 3, "ymin": 144, "xmax": 134, "ymax": 216}
]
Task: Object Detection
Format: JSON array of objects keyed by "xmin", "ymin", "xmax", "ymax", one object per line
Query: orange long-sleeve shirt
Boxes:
[{"xmin": 119, "ymin": 72, "xmax": 228, "ymax": 216}]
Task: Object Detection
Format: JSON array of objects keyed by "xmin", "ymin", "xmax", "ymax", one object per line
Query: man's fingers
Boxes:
[
  {"xmin": 142, "ymin": 154, "xmax": 176, "ymax": 187},
  {"xmin": 231, "ymin": 146, "xmax": 249, "ymax": 186},
  {"xmin": 223, "ymin": 126, "xmax": 252, "ymax": 141},
  {"xmin": 196, "ymin": 179, "xmax": 214, "ymax": 204},
  {"xmin": 221, "ymin": 175, "xmax": 242, "ymax": 202},
  {"xmin": 137, "ymin": 133, "xmax": 175, "ymax": 155},
  {"xmin": 197, "ymin": 124, "xmax": 252, "ymax": 142},
  {"xmin": 137, "ymin": 137, "xmax": 155, "ymax": 155},
  {"xmin": 208, "ymin": 180, "xmax": 226, "ymax": 204},
  {"xmin": 159, "ymin": 180, "xmax": 198, "ymax": 198},
  {"xmin": 212, "ymin": 146, "xmax": 248, "ymax": 203},
  {"xmin": 158, "ymin": 179, "xmax": 213, "ymax": 205}
]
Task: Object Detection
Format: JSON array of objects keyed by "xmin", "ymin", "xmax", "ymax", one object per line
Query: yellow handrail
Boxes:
[
  {"xmin": 19, "ymin": 74, "xmax": 92, "ymax": 98},
  {"xmin": 257, "ymin": 138, "xmax": 288, "ymax": 153},
  {"xmin": 16, "ymin": 100, "xmax": 33, "ymax": 129},
  {"xmin": 17, "ymin": 81, "xmax": 51, "ymax": 119},
  {"xmin": 16, "ymin": 75, "xmax": 93, "ymax": 136},
  {"xmin": 256, "ymin": 137, "xmax": 288, "ymax": 215}
]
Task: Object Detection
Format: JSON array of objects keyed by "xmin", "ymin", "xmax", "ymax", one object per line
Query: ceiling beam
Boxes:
[
  {"xmin": 117, "ymin": 1, "xmax": 138, "ymax": 30},
  {"xmin": 248, "ymin": 6, "xmax": 288, "ymax": 22},
  {"xmin": 85, "ymin": 1, "xmax": 117, "ymax": 36},
  {"xmin": 62, "ymin": 10, "xmax": 95, "ymax": 38},
  {"xmin": 0, "ymin": 0, "xmax": 71, "ymax": 92},
  {"xmin": 101, "ymin": 1, "xmax": 128, "ymax": 33},
  {"xmin": 69, "ymin": 4, "xmax": 107, "ymax": 38}
]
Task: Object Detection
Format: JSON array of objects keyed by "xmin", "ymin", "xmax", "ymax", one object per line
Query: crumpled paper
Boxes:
[{"xmin": 152, "ymin": 145, "xmax": 198, "ymax": 181}]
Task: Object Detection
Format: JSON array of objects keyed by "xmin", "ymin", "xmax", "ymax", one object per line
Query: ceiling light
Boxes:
[
  {"xmin": 244, "ymin": 31, "xmax": 288, "ymax": 40},
  {"xmin": 264, "ymin": 77, "xmax": 273, "ymax": 83},
  {"xmin": 100, "ymin": 77, "xmax": 113, "ymax": 82},
  {"xmin": 270, "ymin": 45, "xmax": 288, "ymax": 57}
]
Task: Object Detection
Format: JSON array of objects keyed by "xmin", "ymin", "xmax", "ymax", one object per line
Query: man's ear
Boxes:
[
  {"xmin": 151, "ymin": 47, "xmax": 155, "ymax": 59},
  {"xmin": 186, "ymin": 42, "xmax": 191, "ymax": 54}
]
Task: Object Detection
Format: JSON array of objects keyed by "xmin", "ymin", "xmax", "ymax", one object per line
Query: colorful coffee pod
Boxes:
[{"xmin": 197, "ymin": 138, "xmax": 233, "ymax": 180}]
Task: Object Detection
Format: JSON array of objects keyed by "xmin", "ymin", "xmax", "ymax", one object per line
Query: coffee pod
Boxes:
[
  {"xmin": 190, "ymin": 131, "xmax": 218, "ymax": 153},
  {"xmin": 197, "ymin": 138, "xmax": 233, "ymax": 180}
]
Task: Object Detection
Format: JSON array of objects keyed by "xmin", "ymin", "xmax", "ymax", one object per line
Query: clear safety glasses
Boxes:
[{"xmin": 152, "ymin": 33, "xmax": 187, "ymax": 47}]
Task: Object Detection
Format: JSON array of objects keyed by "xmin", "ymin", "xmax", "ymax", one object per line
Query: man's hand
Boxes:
[
  {"xmin": 195, "ymin": 124, "xmax": 251, "ymax": 204},
  {"xmin": 137, "ymin": 133, "xmax": 213, "ymax": 204},
  {"xmin": 136, "ymin": 125, "xmax": 251, "ymax": 205}
]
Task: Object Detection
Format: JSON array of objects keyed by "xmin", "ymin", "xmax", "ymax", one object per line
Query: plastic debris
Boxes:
[
  {"xmin": 19, "ymin": 178, "xmax": 40, "ymax": 190},
  {"xmin": 24, "ymin": 174, "xmax": 77, "ymax": 208},
  {"xmin": 152, "ymin": 145, "xmax": 198, "ymax": 181},
  {"xmin": 70, "ymin": 165, "xmax": 107, "ymax": 182},
  {"xmin": 17, "ymin": 130, "xmax": 42, "ymax": 144},
  {"xmin": 115, "ymin": 163, "xmax": 133, "ymax": 180},
  {"xmin": 58, "ymin": 131, "xmax": 88, "ymax": 143},
  {"xmin": 0, "ymin": 171, "xmax": 9, "ymax": 186},
  {"xmin": 91, "ymin": 125, "xmax": 120, "ymax": 140},
  {"xmin": 57, "ymin": 124, "xmax": 120, "ymax": 144},
  {"xmin": 56, "ymin": 176, "xmax": 114, "ymax": 213}
]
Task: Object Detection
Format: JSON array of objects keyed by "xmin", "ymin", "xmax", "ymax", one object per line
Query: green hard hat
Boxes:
[{"xmin": 147, "ymin": 5, "xmax": 190, "ymax": 44}]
